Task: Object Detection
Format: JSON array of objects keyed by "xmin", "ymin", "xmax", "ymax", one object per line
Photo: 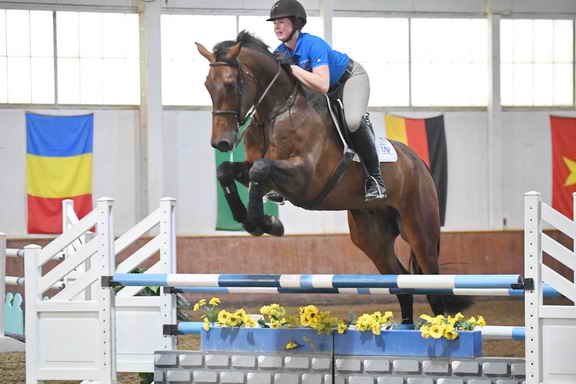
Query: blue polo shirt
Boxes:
[{"xmin": 275, "ymin": 33, "xmax": 350, "ymax": 87}]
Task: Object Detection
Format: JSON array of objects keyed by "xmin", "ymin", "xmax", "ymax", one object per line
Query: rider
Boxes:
[{"xmin": 267, "ymin": 0, "xmax": 387, "ymax": 201}]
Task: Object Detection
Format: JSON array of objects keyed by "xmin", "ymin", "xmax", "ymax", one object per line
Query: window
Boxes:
[
  {"xmin": 161, "ymin": 15, "xmax": 323, "ymax": 106},
  {"xmin": 56, "ymin": 11, "xmax": 140, "ymax": 105},
  {"xmin": 0, "ymin": 9, "xmax": 54, "ymax": 103},
  {"xmin": 501, "ymin": 19, "xmax": 573, "ymax": 106},
  {"xmin": 334, "ymin": 17, "xmax": 409, "ymax": 106},
  {"xmin": 411, "ymin": 18, "xmax": 489, "ymax": 106},
  {"xmin": 162, "ymin": 15, "xmax": 236, "ymax": 106}
]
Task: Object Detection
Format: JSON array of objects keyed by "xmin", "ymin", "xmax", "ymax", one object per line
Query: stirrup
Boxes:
[
  {"xmin": 264, "ymin": 190, "xmax": 285, "ymax": 205},
  {"xmin": 364, "ymin": 176, "xmax": 387, "ymax": 201}
]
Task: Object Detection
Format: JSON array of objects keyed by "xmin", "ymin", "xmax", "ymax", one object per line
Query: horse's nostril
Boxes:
[{"xmin": 213, "ymin": 140, "xmax": 232, "ymax": 152}]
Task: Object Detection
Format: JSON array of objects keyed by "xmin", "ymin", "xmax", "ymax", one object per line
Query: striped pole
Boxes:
[
  {"xmin": 166, "ymin": 322, "xmax": 526, "ymax": 340},
  {"xmin": 168, "ymin": 284, "xmax": 559, "ymax": 297},
  {"xmin": 111, "ymin": 273, "xmax": 523, "ymax": 290}
]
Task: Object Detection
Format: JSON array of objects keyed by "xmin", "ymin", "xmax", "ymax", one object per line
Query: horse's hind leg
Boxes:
[
  {"xmin": 400, "ymin": 207, "xmax": 473, "ymax": 316},
  {"xmin": 348, "ymin": 209, "xmax": 414, "ymax": 324}
]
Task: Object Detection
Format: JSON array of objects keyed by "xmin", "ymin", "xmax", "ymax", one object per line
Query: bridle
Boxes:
[{"xmin": 210, "ymin": 59, "xmax": 283, "ymax": 148}]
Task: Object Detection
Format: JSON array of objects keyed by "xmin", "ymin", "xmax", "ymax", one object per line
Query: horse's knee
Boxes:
[
  {"xmin": 249, "ymin": 158, "xmax": 273, "ymax": 183},
  {"xmin": 217, "ymin": 162, "xmax": 236, "ymax": 184}
]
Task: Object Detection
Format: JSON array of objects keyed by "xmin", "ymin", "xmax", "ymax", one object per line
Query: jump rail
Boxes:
[
  {"xmin": 109, "ymin": 273, "xmax": 523, "ymax": 289},
  {"xmin": 166, "ymin": 284, "xmax": 561, "ymax": 297}
]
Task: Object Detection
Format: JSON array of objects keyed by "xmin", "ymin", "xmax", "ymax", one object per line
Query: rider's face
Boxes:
[{"xmin": 273, "ymin": 18, "xmax": 294, "ymax": 42}]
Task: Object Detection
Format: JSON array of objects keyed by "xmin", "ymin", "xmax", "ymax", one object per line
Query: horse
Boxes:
[{"xmin": 195, "ymin": 31, "xmax": 471, "ymax": 324}]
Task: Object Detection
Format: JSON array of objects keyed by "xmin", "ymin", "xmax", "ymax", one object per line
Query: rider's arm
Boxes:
[{"xmin": 291, "ymin": 64, "xmax": 330, "ymax": 94}]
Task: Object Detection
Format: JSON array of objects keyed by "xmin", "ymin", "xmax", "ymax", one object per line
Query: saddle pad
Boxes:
[{"xmin": 353, "ymin": 136, "xmax": 398, "ymax": 163}]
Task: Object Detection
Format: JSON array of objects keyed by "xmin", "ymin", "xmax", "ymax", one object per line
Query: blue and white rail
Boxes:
[
  {"xmin": 169, "ymin": 284, "xmax": 559, "ymax": 297},
  {"xmin": 111, "ymin": 273, "xmax": 523, "ymax": 290}
]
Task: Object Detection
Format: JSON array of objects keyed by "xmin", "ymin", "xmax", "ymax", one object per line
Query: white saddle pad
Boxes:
[{"xmin": 353, "ymin": 136, "xmax": 398, "ymax": 163}]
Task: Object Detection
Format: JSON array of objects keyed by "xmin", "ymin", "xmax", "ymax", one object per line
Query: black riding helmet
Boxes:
[{"xmin": 267, "ymin": 0, "xmax": 307, "ymax": 30}]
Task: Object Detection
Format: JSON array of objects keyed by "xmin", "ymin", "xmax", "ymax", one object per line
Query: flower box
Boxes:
[
  {"xmin": 201, "ymin": 328, "xmax": 482, "ymax": 358},
  {"xmin": 334, "ymin": 329, "xmax": 482, "ymax": 358},
  {"xmin": 201, "ymin": 327, "xmax": 334, "ymax": 354}
]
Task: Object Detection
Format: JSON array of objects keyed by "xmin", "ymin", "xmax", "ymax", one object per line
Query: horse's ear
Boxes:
[
  {"xmin": 225, "ymin": 43, "xmax": 242, "ymax": 60},
  {"xmin": 195, "ymin": 42, "xmax": 215, "ymax": 63}
]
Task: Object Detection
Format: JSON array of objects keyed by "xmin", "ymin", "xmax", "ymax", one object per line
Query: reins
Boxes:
[{"xmin": 210, "ymin": 58, "xmax": 284, "ymax": 149}]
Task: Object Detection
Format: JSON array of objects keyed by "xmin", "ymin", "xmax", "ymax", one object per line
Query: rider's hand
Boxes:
[{"xmin": 274, "ymin": 53, "xmax": 293, "ymax": 74}]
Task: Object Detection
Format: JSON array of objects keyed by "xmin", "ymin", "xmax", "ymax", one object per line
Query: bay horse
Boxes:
[{"xmin": 196, "ymin": 31, "xmax": 471, "ymax": 324}]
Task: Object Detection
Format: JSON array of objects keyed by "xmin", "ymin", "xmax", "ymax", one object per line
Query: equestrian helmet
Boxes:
[{"xmin": 267, "ymin": 0, "xmax": 307, "ymax": 29}]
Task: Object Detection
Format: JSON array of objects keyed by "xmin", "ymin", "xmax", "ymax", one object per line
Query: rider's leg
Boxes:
[{"xmin": 342, "ymin": 61, "xmax": 387, "ymax": 200}]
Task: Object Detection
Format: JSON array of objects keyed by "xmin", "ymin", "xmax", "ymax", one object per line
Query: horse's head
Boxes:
[{"xmin": 196, "ymin": 41, "xmax": 257, "ymax": 152}]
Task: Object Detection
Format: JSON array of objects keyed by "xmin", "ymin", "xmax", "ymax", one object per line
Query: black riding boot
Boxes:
[{"xmin": 350, "ymin": 115, "xmax": 387, "ymax": 201}]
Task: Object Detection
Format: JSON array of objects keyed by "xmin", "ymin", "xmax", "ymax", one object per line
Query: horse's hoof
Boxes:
[
  {"xmin": 243, "ymin": 222, "xmax": 264, "ymax": 236},
  {"xmin": 266, "ymin": 216, "xmax": 284, "ymax": 237}
]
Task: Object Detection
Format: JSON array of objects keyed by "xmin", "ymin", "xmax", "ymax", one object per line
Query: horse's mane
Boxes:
[
  {"xmin": 213, "ymin": 30, "xmax": 327, "ymax": 115},
  {"xmin": 213, "ymin": 30, "xmax": 274, "ymax": 61}
]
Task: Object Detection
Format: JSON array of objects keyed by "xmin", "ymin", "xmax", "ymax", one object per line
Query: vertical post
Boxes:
[
  {"xmin": 320, "ymin": 0, "xmax": 334, "ymax": 45},
  {"xmin": 96, "ymin": 197, "xmax": 117, "ymax": 383},
  {"xmin": 487, "ymin": 10, "xmax": 504, "ymax": 229},
  {"xmin": 24, "ymin": 244, "xmax": 42, "ymax": 384},
  {"xmin": 524, "ymin": 191, "xmax": 542, "ymax": 384},
  {"xmin": 159, "ymin": 197, "xmax": 177, "ymax": 351},
  {"xmin": 138, "ymin": 0, "xmax": 165, "ymax": 219},
  {"xmin": 0, "ymin": 233, "xmax": 6, "ymax": 338}
]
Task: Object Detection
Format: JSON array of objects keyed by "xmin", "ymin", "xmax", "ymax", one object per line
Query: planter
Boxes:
[
  {"xmin": 201, "ymin": 328, "xmax": 482, "ymax": 358},
  {"xmin": 335, "ymin": 329, "xmax": 482, "ymax": 358},
  {"xmin": 201, "ymin": 327, "xmax": 333, "ymax": 354}
]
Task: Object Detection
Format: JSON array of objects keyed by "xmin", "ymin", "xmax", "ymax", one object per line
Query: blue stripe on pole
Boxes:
[
  {"xmin": 454, "ymin": 275, "xmax": 520, "ymax": 288},
  {"xmin": 332, "ymin": 274, "xmax": 399, "ymax": 288},
  {"xmin": 300, "ymin": 275, "xmax": 314, "ymax": 289},
  {"xmin": 178, "ymin": 322, "xmax": 204, "ymax": 334},
  {"xmin": 112, "ymin": 273, "xmax": 167, "ymax": 286},
  {"xmin": 218, "ymin": 274, "xmax": 281, "ymax": 287},
  {"xmin": 511, "ymin": 327, "xmax": 525, "ymax": 340}
]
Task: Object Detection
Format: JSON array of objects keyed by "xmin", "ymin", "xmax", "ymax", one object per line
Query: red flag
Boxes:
[{"xmin": 550, "ymin": 115, "xmax": 576, "ymax": 218}]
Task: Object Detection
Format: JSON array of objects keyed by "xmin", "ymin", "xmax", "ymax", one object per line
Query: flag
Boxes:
[
  {"xmin": 215, "ymin": 146, "xmax": 278, "ymax": 231},
  {"xmin": 26, "ymin": 112, "xmax": 94, "ymax": 234},
  {"xmin": 385, "ymin": 114, "xmax": 448, "ymax": 225},
  {"xmin": 550, "ymin": 115, "xmax": 576, "ymax": 218}
]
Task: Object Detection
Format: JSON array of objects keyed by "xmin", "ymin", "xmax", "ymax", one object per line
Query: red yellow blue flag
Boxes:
[{"xmin": 26, "ymin": 112, "xmax": 94, "ymax": 234}]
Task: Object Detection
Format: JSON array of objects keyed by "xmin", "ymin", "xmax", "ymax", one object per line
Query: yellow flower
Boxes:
[
  {"xmin": 193, "ymin": 298, "xmax": 207, "ymax": 311},
  {"xmin": 444, "ymin": 329, "xmax": 459, "ymax": 340},
  {"xmin": 337, "ymin": 320, "xmax": 348, "ymax": 334},
  {"xmin": 371, "ymin": 323, "xmax": 382, "ymax": 335},
  {"xmin": 284, "ymin": 341, "xmax": 300, "ymax": 350},
  {"xmin": 429, "ymin": 324, "xmax": 444, "ymax": 339},
  {"xmin": 420, "ymin": 314, "xmax": 434, "ymax": 322},
  {"xmin": 420, "ymin": 325, "xmax": 431, "ymax": 339},
  {"xmin": 203, "ymin": 318, "xmax": 210, "ymax": 331},
  {"xmin": 218, "ymin": 310, "xmax": 231, "ymax": 325},
  {"xmin": 209, "ymin": 297, "xmax": 221, "ymax": 306},
  {"xmin": 453, "ymin": 313, "xmax": 464, "ymax": 322},
  {"xmin": 476, "ymin": 316, "xmax": 486, "ymax": 327}
]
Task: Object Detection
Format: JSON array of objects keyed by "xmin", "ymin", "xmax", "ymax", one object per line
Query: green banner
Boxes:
[{"xmin": 215, "ymin": 147, "xmax": 278, "ymax": 231}]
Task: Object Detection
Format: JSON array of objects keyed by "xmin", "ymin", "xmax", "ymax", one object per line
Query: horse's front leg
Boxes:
[
  {"xmin": 247, "ymin": 157, "xmax": 309, "ymax": 236},
  {"xmin": 217, "ymin": 161, "xmax": 266, "ymax": 236}
]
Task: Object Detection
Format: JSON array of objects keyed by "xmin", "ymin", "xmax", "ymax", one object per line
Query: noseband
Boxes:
[{"xmin": 210, "ymin": 59, "xmax": 283, "ymax": 147}]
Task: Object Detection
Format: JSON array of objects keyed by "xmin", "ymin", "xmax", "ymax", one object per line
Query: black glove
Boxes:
[{"xmin": 274, "ymin": 52, "xmax": 293, "ymax": 74}]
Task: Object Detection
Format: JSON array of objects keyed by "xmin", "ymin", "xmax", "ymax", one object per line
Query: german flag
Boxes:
[
  {"xmin": 385, "ymin": 114, "xmax": 448, "ymax": 225},
  {"xmin": 26, "ymin": 112, "xmax": 93, "ymax": 234},
  {"xmin": 550, "ymin": 115, "xmax": 576, "ymax": 218}
]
